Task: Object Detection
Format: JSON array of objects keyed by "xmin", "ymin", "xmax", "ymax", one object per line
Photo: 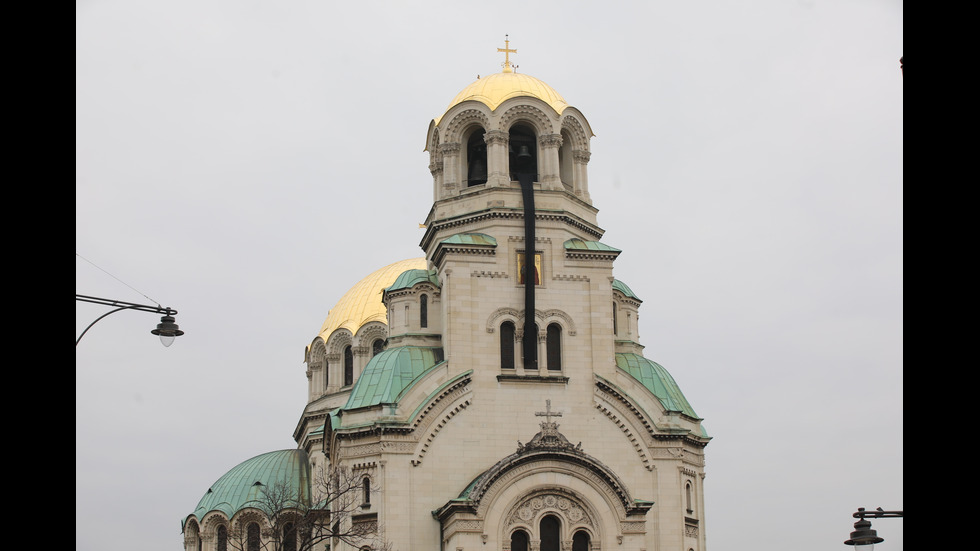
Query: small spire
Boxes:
[{"xmin": 497, "ymin": 34, "xmax": 517, "ymax": 73}]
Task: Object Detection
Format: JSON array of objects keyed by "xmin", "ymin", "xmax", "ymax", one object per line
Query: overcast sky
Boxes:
[{"xmin": 76, "ymin": 2, "xmax": 903, "ymax": 550}]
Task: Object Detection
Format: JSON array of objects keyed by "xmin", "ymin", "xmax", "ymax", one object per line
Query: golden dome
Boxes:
[
  {"xmin": 440, "ymin": 70, "xmax": 569, "ymax": 121},
  {"xmin": 318, "ymin": 258, "xmax": 427, "ymax": 341}
]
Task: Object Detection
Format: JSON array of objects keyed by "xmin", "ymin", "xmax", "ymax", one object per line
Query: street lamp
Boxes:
[
  {"xmin": 76, "ymin": 294, "xmax": 184, "ymax": 347},
  {"xmin": 844, "ymin": 508, "xmax": 903, "ymax": 549}
]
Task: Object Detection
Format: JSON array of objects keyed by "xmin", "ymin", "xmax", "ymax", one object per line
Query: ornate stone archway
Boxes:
[{"xmin": 434, "ymin": 402, "xmax": 652, "ymax": 550}]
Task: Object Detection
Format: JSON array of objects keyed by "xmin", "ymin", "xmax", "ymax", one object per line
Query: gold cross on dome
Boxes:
[
  {"xmin": 498, "ymin": 34, "xmax": 517, "ymax": 73},
  {"xmin": 535, "ymin": 399, "xmax": 562, "ymax": 423}
]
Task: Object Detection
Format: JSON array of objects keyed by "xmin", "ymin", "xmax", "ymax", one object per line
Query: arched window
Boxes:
[
  {"xmin": 216, "ymin": 525, "xmax": 228, "ymax": 551},
  {"xmin": 283, "ymin": 522, "xmax": 296, "ymax": 551},
  {"xmin": 546, "ymin": 323, "xmax": 562, "ymax": 371},
  {"xmin": 612, "ymin": 302, "xmax": 618, "ymax": 336},
  {"xmin": 500, "ymin": 321, "xmax": 516, "ymax": 369},
  {"xmin": 247, "ymin": 522, "xmax": 260, "ymax": 551},
  {"xmin": 420, "ymin": 294, "xmax": 428, "ymax": 328},
  {"xmin": 540, "ymin": 514, "xmax": 561, "ymax": 551},
  {"xmin": 362, "ymin": 476, "xmax": 371, "ymax": 505},
  {"xmin": 372, "ymin": 339, "xmax": 384, "ymax": 357},
  {"xmin": 344, "ymin": 345, "xmax": 353, "ymax": 387},
  {"xmin": 466, "ymin": 129, "xmax": 488, "ymax": 186},
  {"xmin": 510, "ymin": 529, "xmax": 530, "ymax": 551},
  {"xmin": 323, "ymin": 359, "xmax": 329, "ymax": 389},
  {"xmin": 572, "ymin": 530, "xmax": 591, "ymax": 551},
  {"xmin": 686, "ymin": 481, "xmax": 694, "ymax": 513}
]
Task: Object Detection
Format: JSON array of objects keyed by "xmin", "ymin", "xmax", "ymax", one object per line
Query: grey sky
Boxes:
[{"xmin": 76, "ymin": 1, "xmax": 903, "ymax": 550}]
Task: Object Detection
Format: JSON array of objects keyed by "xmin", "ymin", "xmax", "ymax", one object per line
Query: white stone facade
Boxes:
[{"xmin": 290, "ymin": 70, "xmax": 711, "ymax": 551}]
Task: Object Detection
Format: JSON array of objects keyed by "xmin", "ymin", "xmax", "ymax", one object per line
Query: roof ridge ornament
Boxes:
[{"xmin": 497, "ymin": 34, "xmax": 517, "ymax": 73}]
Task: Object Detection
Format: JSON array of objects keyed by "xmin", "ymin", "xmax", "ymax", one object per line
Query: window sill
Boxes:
[{"xmin": 497, "ymin": 374, "xmax": 569, "ymax": 384}]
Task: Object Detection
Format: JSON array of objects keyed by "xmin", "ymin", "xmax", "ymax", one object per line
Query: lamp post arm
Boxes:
[{"xmin": 75, "ymin": 294, "xmax": 179, "ymax": 346}]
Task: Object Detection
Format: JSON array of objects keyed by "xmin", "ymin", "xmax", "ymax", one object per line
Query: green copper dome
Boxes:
[
  {"xmin": 184, "ymin": 449, "xmax": 310, "ymax": 529},
  {"xmin": 616, "ymin": 353, "xmax": 699, "ymax": 419},
  {"xmin": 342, "ymin": 346, "xmax": 445, "ymax": 411}
]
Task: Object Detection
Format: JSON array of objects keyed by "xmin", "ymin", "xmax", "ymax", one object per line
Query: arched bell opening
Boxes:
[
  {"xmin": 559, "ymin": 128, "xmax": 574, "ymax": 191},
  {"xmin": 509, "ymin": 124, "xmax": 538, "ymax": 183},
  {"xmin": 465, "ymin": 127, "xmax": 488, "ymax": 187}
]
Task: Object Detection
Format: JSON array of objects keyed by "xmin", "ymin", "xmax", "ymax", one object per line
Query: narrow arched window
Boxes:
[
  {"xmin": 540, "ymin": 514, "xmax": 561, "ymax": 551},
  {"xmin": 372, "ymin": 339, "xmax": 384, "ymax": 357},
  {"xmin": 500, "ymin": 321, "xmax": 516, "ymax": 369},
  {"xmin": 612, "ymin": 302, "xmax": 618, "ymax": 336},
  {"xmin": 572, "ymin": 531, "xmax": 591, "ymax": 551},
  {"xmin": 546, "ymin": 323, "xmax": 562, "ymax": 371},
  {"xmin": 362, "ymin": 476, "xmax": 371, "ymax": 505},
  {"xmin": 323, "ymin": 359, "xmax": 329, "ymax": 389},
  {"xmin": 420, "ymin": 294, "xmax": 428, "ymax": 328},
  {"xmin": 247, "ymin": 522, "xmax": 260, "ymax": 551},
  {"xmin": 686, "ymin": 481, "xmax": 694, "ymax": 513},
  {"xmin": 510, "ymin": 529, "xmax": 529, "ymax": 551},
  {"xmin": 344, "ymin": 345, "xmax": 353, "ymax": 387},
  {"xmin": 283, "ymin": 522, "xmax": 296, "ymax": 551},
  {"xmin": 216, "ymin": 525, "xmax": 228, "ymax": 551}
]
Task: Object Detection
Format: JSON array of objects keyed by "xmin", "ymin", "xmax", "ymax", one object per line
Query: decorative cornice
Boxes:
[{"xmin": 421, "ymin": 210, "xmax": 602, "ymax": 250}]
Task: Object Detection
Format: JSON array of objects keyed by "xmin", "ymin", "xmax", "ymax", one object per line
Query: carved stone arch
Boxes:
[
  {"xmin": 201, "ymin": 512, "xmax": 230, "ymax": 540},
  {"xmin": 503, "ymin": 489, "xmax": 600, "ymax": 543},
  {"xmin": 539, "ymin": 309, "xmax": 576, "ymax": 336},
  {"xmin": 560, "ymin": 114, "xmax": 591, "ymax": 152},
  {"xmin": 443, "ymin": 108, "xmax": 490, "ymax": 144},
  {"xmin": 497, "ymin": 103, "xmax": 557, "ymax": 136},
  {"xmin": 326, "ymin": 329, "xmax": 353, "ymax": 356},
  {"xmin": 486, "ymin": 307, "xmax": 522, "ymax": 333},
  {"xmin": 309, "ymin": 337, "xmax": 326, "ymax": 364},
  {"xmin": 428, "ymin": 124, "xmax": 441, "ymax": 157},
  {"xmin": 354, "ymin": 321, "xmax": 388, "ymax": 349},
  {"xmin": 231, "ymin": 508, "xmax": 272, "ymax": 540}
]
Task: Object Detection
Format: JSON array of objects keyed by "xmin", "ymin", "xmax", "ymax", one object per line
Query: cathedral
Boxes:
[{"xmin": 183, "ymin": 40, "xmax": 710, "ymax": 551}]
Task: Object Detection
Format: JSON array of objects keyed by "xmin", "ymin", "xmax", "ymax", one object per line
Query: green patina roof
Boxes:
[
  {"xmin": 184, "ymin": 449, "xmax": 310, "ymax": 529},
  {"xmin": 564, "ymin": 238, "xmax": 621, "ymax": 252},
  {"xmin": 384, "ymin": 269, "xmax": 441, "ymax": 293},
  {"xmin": 616, "ymin": 353, "xmax": 700, "ymax": 420},
  {"xmin": 441, "ymin": 232, "xmax": 498, "ymax": 247},
  {"xmin": 612, "ymin": 279, "xmax": 640, "ymax": 300},
  {"xmin": 342, "ymin": 346, "xmax": 445, "ymax": 410}
]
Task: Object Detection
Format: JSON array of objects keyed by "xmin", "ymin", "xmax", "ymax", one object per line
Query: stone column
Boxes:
[
  {"xmin": 325, "ymin": 353, "xmax": 341, "ymax": 391},
  {"xmin": 429, "ymin": 157, "xmax": 444, "ymax": 202},
  {"xmin": 439, "ymin": 142, "xmax": 461, "ymax": 199},
  {"xmin": 539, "ymin": 133, "xmax": 563, "ymax": 189},
  {"xmin": 572, "ymin": 149, "xmax": 591, "ymax": 201},
  {"xmin": 485, "ymin": 130, "xmax": 510, "ymax": 187}
]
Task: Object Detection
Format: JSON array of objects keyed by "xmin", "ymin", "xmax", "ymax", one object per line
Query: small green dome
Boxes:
[
  {"xmin": 384, "ymin": 269, "xmax": 441, "ymax": 295},
  {"xmin": 184, "ymin": 449, "xmax": 310, "ymax": 529}
]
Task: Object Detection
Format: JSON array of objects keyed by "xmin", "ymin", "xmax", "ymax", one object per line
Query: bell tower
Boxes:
[{"xmin": 421, "ymin": 38, "xmax": 608, "ymax": 378}]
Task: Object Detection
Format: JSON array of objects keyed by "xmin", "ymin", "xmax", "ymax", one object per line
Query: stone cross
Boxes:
[{"xmin": 535, "ymin": 399, "xmax": 562, "ymax": 424}]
